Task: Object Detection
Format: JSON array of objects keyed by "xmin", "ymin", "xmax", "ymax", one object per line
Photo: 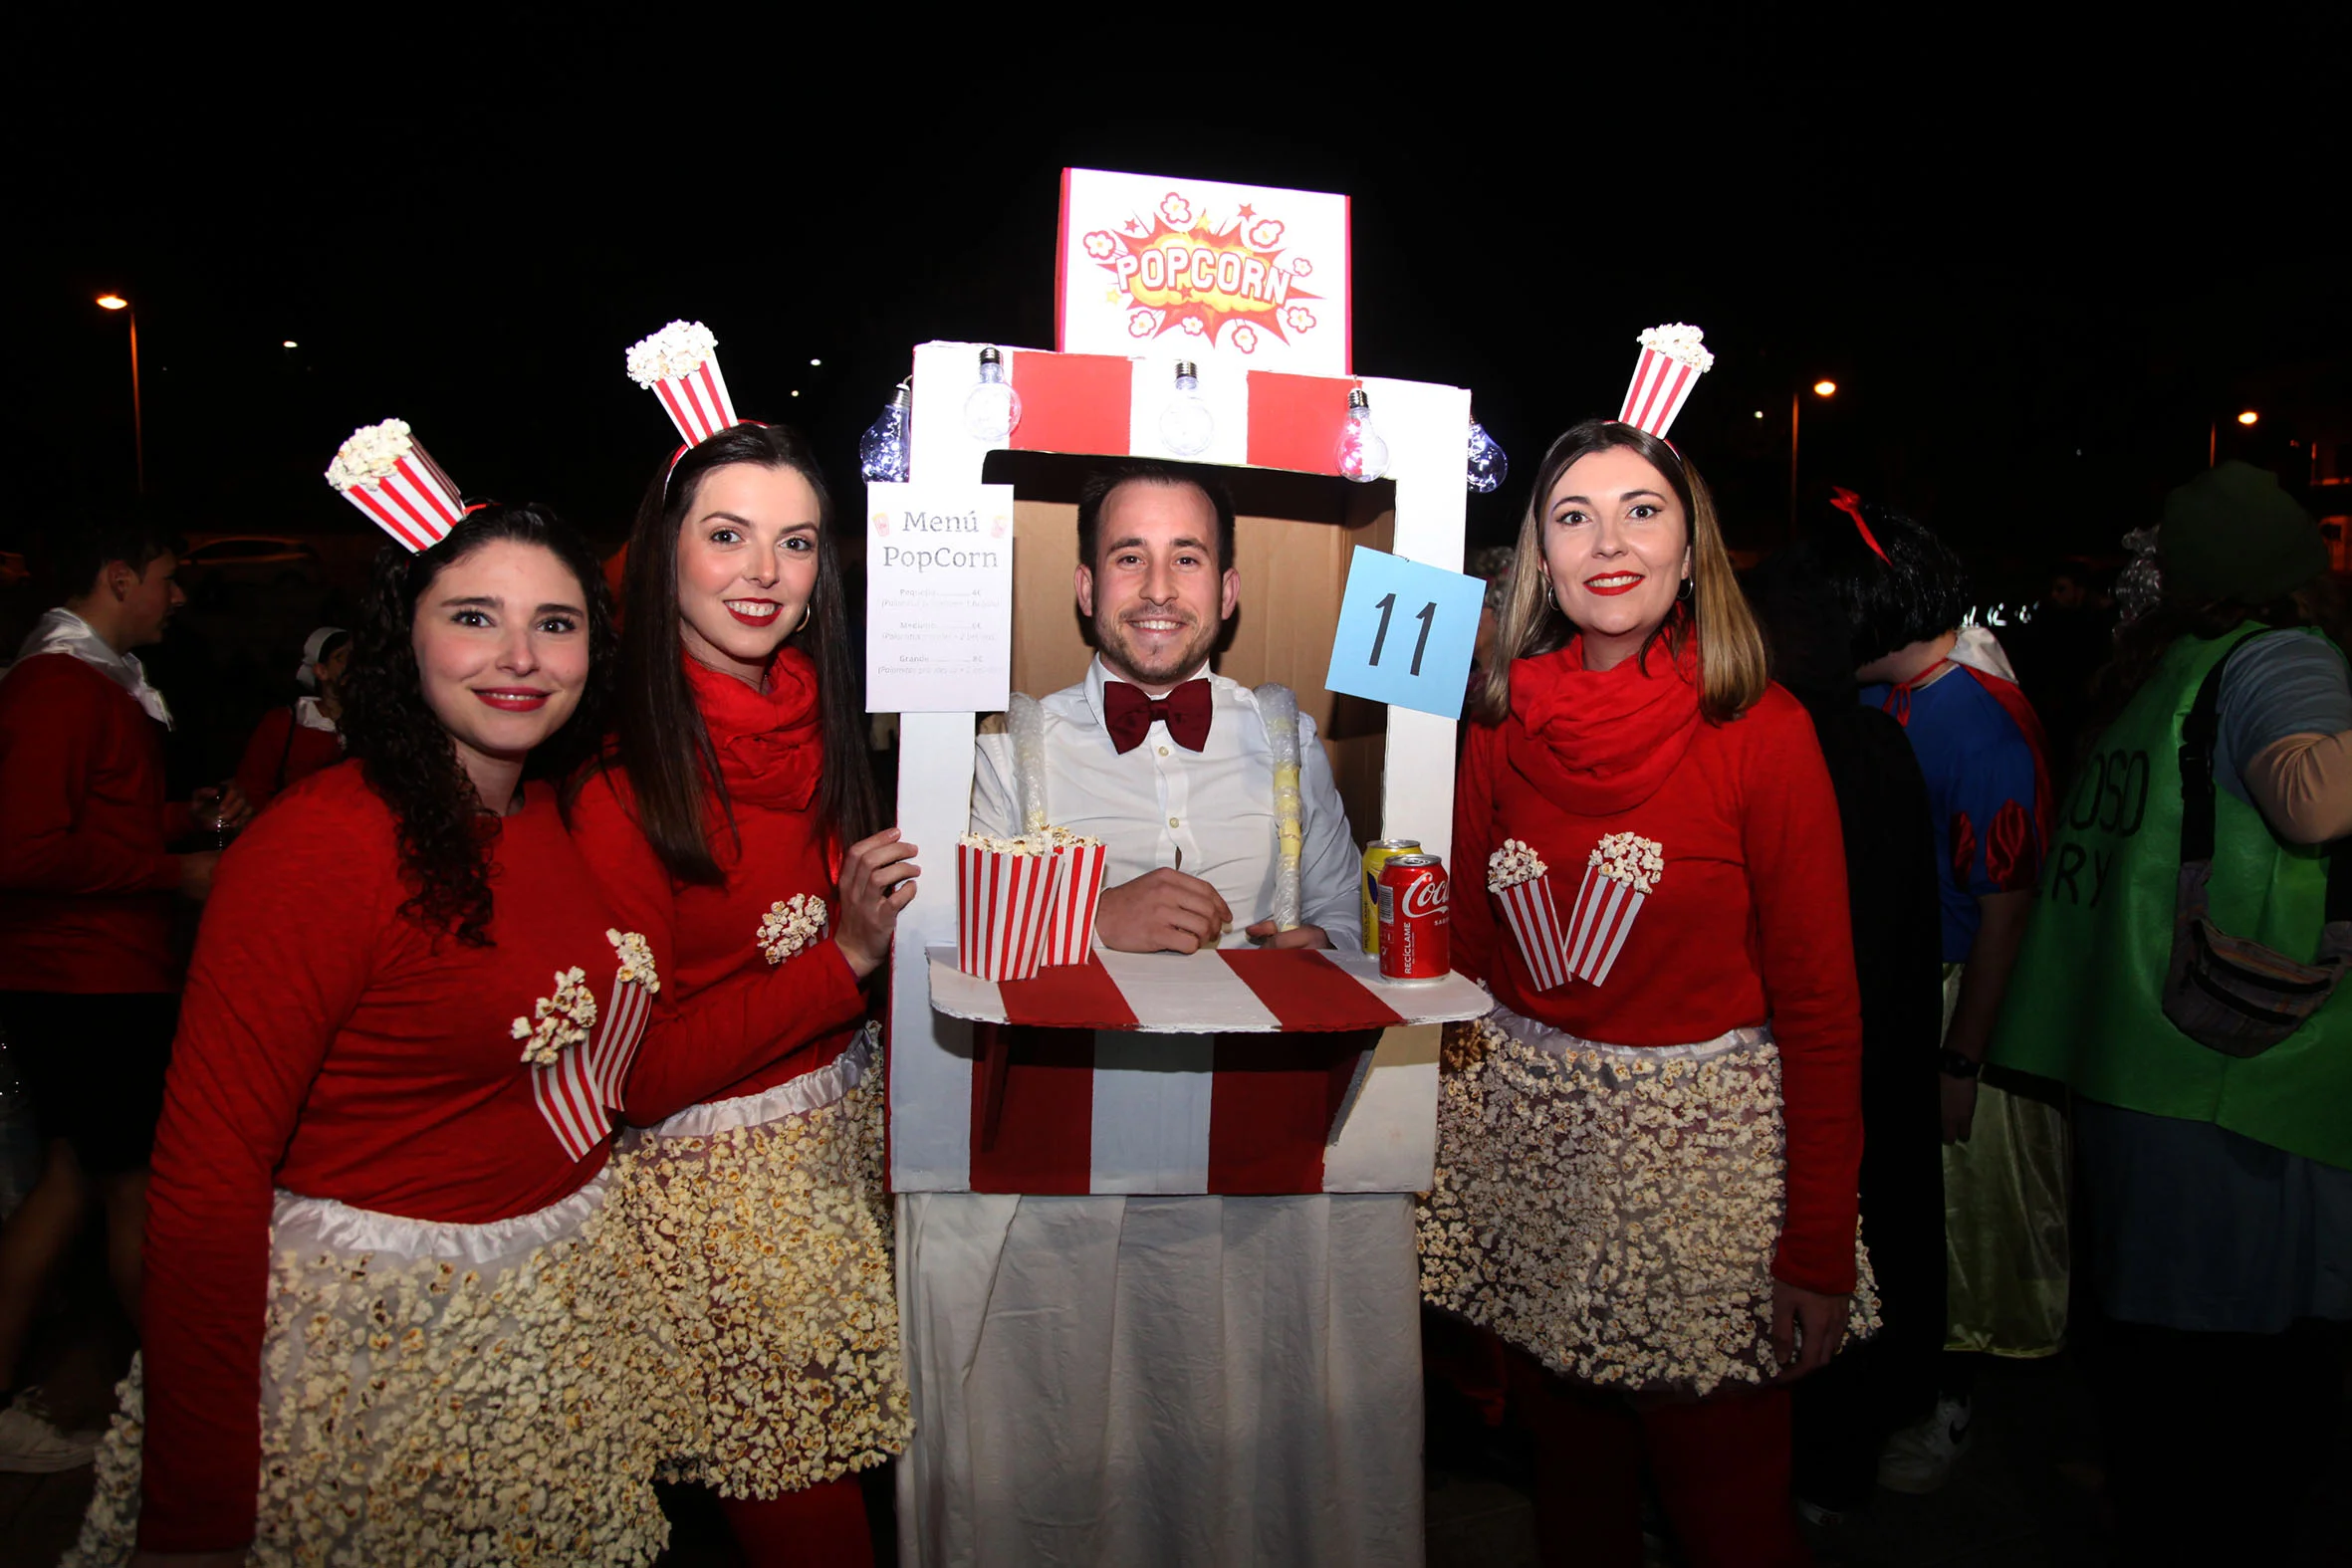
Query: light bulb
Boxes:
[
  {"xmin": 858, "ymin": 382, "xmax": 912, "ymax": 483},
  {"xmin": 1159, "ymin": 361, "xmax": 1215, "ymax": 457},
  {"xmin": 1337, "ymin": 389, "xmax": 1388, "ymax": 483},
  {"xmin": 962, "ymin": 346, "xmax": 1022, "ymax": 443},
  {"xmin": 1466, "ymin": 416, "xmax": 1508, "ymax": 494}
]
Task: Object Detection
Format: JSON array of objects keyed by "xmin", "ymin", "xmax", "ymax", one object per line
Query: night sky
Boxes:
[{"xmin": 12, "ymin": 17, "xmax": 2347, "ymax": 599}]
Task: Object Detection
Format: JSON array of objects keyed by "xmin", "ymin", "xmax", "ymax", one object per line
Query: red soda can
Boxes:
[{"xmin": 1377, "ymin": 853, "xmax": 1450, "ymax": 981}]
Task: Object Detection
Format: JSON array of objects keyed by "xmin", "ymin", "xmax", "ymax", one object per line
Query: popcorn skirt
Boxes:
[
  {"xmin": 619, "ymin": 1025, "xmax": 911, "ymax": 1498},
  {"xmin": 1418, "ymin": 1009, "xmax": 1879, "ymax": 1398},
  {"xmin": 68, "ymin": 1163, "xmax": 684, "ymax": 1567}
]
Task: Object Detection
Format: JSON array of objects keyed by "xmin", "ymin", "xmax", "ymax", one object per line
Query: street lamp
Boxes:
[
  {"xmin": 96, "ymin": 294, "xmax": 143, "ymax": 492},
  {"xmin": 1789, "ymin": 378, "xmax": 1837, "ymax": 535},
  {"xmin": 2236, "ymin": 410, "xmax": 2259, "ymax": 426}
]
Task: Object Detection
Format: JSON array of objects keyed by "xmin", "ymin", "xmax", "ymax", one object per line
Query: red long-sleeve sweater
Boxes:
[
  {"xmin": 0, "ymin": 652, "xmax": 190, "ymax": 993},
  {"xmin": 232, "ymin": 705, "xmax": 345, "ymax": 811},
  {"xmin": 567, "ymin": 653, "xmax": 868, "ymax": 1125},
  {"xmin": 1454, "ymin": 681, "xmax": 1865, "ymax": 1295},
  {"xmin": 136, "ymin": 768, "xmax": 630, "ymax": 1552}
]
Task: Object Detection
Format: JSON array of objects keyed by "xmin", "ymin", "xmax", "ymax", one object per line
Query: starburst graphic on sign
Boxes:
[{"xmin": 1079, "ymin": 190, "xmax": 1323, "ymax": 353}]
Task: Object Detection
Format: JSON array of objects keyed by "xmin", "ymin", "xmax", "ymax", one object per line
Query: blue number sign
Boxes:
[{"xmin": 1323, "ymin": 545, "xmax": 1485, "ymax": 719}]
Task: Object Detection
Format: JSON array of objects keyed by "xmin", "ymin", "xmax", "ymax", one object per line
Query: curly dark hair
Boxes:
[
  {"xmin": 342, "ymin": 503, "xmax": 618, "ymax": 947},
  {"xmin": 1811, "ymin": 489, "xmax": 1972, "ymax": 668}
]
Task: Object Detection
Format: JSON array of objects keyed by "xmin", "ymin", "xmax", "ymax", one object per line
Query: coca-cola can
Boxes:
[{"xmin": 1377, "ymin": 853, "xmax": 1450, "ymax": 982}]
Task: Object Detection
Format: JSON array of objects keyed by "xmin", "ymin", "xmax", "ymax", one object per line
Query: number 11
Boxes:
[{"xmin": 1370, "ymin": 593, "xmax": 1438, "ymax": 677}]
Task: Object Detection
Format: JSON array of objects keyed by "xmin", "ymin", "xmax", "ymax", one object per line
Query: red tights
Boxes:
[
  {"xmin": 1510, "ymin": 1348, "xmax": 1808, "ymax": 1568},
  {"xmin": 716, "ymin": 1477, "xmax": 874, "ymax": 1568}
]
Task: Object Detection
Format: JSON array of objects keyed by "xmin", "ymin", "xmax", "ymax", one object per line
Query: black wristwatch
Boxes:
[{"xmin": 1939, "ymin": 1047, "xmax": 1983, "ymax": 1080}]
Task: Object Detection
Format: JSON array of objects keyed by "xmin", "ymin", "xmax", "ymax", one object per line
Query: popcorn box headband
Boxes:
[
  {"xmin": 326, "ymin": 419, "xmax": 470, "ymax": 553},
  {"xmin": 626, "ymin": 320, "xmax": 739, "ymax": 448},
  {"xmin": 1617, "ymin": 323, "xmax": 1714, "ymax": 441}
]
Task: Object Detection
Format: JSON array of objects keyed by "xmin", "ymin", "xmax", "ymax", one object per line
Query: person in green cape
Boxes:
[{"xmin": 1993, "ymin": 461, "xmax": 2352, "ymax": 1561}]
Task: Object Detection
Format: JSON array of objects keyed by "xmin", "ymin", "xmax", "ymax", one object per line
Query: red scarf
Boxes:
[
  {"xmin": 683, "ymin": 647, "xmax": 824, "ymax": 810},
  {"xmin": 1505, "ymin": 635, "xmax": 1703, "ymax": 815}
]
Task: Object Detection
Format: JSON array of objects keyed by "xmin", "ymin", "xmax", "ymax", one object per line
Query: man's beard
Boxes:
[{"xmin": 1096, "ymin": 611, "xmax": 1218, "ymax": 688}]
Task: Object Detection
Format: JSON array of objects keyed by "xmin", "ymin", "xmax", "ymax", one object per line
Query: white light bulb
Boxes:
[
  {"xmin": 858, "ymin": 383, "xmax": 912, "ymax": 483},
  {"xmin": 1466, "ymin": 416, "xmax": 1508, "ymax": 494},
  {"xmin": 1159, "ymin": 361, "xmax": 1215, "ymax": 458},
  {"xmin": 1337, "ymin": 389, "xmax": 1388, "ymax": 483},
  {"xmin": 962, "ymin": 346, "xmax": 1022, "ymax": 443}
]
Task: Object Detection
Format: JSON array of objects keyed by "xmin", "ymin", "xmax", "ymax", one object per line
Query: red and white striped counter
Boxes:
[{"xmin": 926, "ymin": 944, "xmax": 1488, "ymax": 1033}]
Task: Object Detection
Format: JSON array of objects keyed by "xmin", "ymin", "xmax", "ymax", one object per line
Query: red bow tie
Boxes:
[{"xmin": 1103, "ymin": 678, "xmax": 1213, "ymax": 755}]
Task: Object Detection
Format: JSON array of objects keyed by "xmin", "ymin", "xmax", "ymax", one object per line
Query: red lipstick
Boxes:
[
  {"xmin": 727, "ymin": 598, "xmax": 783, "ymax": 626},
  {"xmin": 1581, "ymin": 572, "xmax": 1645, "ymax": 597},
  {"xmin": 475, "ymin": 689, "xmax": 550, "ymax": 712}
]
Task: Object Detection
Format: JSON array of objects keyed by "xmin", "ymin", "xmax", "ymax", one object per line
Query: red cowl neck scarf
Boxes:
[
  {"xmin": 1505, "ymin": 635, "xmax": 1703, "ymax": 815},
  {"xmin": 683, "ymin": 646, "xmax": 824, "ymax": 810}
]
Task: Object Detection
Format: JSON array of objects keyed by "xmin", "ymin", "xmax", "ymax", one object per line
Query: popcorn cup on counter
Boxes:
[
  {"xmin": 1039, "ymin": 830, "xmax": 1109, "ymax": 968},
  {"xmin": 625, "ymin": 320, "xmax": 739, "ymax": 445},
  {"xmin": 956, "ymin": 834, "xmax": 1058, "ymax": 982},
  {"xmin": 1563, "ymin": 833, "xmax": 1665, "ymax": 988},
  {"xmin": 325, "ymin": 419, "xmax": 467, "ymax": 552},
  {"xmin": 1489, "ymin": 839, "xmax": 1571, "ymax": 992}
]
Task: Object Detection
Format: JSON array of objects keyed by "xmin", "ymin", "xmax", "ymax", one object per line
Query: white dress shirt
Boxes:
[{"xmin": 970, "ymin": 655, "xmax": 1361, "ymax": 949}]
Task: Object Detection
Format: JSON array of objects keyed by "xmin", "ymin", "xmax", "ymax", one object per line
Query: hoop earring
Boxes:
[
  {"xmin": 796, "ymin": 604, "xmax": 812, "ymax": 633},
  {"xmin": 1677, "ymin": 577, "xmax": 1695, "ymax": 602}
]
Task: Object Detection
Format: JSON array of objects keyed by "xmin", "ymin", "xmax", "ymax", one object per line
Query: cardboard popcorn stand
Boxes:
[{"xmin": 878, "ymin": 170, "xmax": 1490, "ymax": 1196}]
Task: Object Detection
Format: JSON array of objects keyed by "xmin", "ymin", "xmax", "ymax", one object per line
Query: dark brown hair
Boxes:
[
  {"xmin": 1475, "ymin": 418, "xmax": 1767, "ymax": 726},
  {"xmin": 594, "ymin": 423, "xmax": 877, "ymax": 886},
  {"xmin": 1075, "ymin": 462, "xmax": 1237, "ymax": 573},
  {"xmin": 344, "ymin": 503, "xmax": 617, "ymax": 946}
]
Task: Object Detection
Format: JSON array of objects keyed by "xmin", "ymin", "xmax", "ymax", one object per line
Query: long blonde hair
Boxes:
[{"xmin": 1474, "ymin": 419, "xmax": 1767, "ymax": 726}]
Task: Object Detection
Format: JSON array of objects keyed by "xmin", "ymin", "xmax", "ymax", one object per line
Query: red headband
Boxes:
[{"xmin": 1830, "ymin": 486, "xmax": 1890, "ymax": 563}]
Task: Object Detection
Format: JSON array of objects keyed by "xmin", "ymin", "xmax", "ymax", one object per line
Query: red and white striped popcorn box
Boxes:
[
  {"xmin": 1039, "ymin": 834, "xmax": 1109, "ymax": 968},
  {"xmin": 1488, "ymin": 840, "xmax": 1572, "ymax": 992},
  {"xmin": 627, "ymin": 320, "xmax": 739, "ymax": 446},
  {"xmin": 1616, "ymin": 324, "xmax": 1715, "ymax": 440},
  {"xmin": 325, "ymin": 419, "xmax": 467, "ymax": 553},
  {"xmin": 1562, "ymin": 833, "xmax": 1665, "ymax": 988},
  {"xmin": 957, "ymin": 836, "xmax": 1058, "ymax": 982}
]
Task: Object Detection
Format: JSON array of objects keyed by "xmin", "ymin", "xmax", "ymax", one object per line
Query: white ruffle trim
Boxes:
[
  {"xmin": 643, "ymin": 1024, "xmax": 874, "ymax": 1141},
  {"xmin": 1488, "ymin": 1007, "xmax": 1773, "ymax": 1066},
  {"xmin": 268, "ymin": 1160, "xmax": 612, "ymax": 1268}
]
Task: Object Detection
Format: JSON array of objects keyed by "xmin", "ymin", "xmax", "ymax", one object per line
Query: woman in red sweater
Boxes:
[
  {"xmin": 570, "ymin": 423, "xmax": 917, "ymax": 1566},
  {"xmin": 70, "ymin": 505, "xmax": 694, "ymax": 1567},
  {"xmin": 230, "ymin": 627, "xmax": 349, "ymax": 811},
  {"xmin": 1419, "ymin": 418, "xmax": 1873, "ymax": 1568}
]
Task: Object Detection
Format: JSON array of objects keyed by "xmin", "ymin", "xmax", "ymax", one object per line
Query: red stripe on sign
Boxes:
[
  {"xmin": 966, "ymin": 1024, "xmax": 1096, "ymax": 1194},
  {"xmin": 997, "ymin": 955, "xmax": 1139, "ymax": 1029},
  {"xmin": 1245, "ymin": 371, "xmax": 1354, "ymax": 475},
  {"xmin": 1206, "ymin": 1029, "xmax": 1371, "ymax": 1194},
  {"xmin": 1216, "ymin": 948, "xmax": 1406, "ymax": 1031},
  {"xmin": 1008, "ymin": 351, "xmax": 1133, "ymax": 457}
]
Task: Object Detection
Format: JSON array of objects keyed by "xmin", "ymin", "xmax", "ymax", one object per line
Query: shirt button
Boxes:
[
  {"xmin": 1169, "ymin": 816, "xmax": 1181, "ymax": 828},
  {"xmin": 1157, "ymin": 745, "xmax": 1169, "ymax": 757}
]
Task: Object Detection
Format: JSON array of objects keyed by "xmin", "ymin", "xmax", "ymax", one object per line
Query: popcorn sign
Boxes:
[{"xmin": 1058, "ymin": 168, "xmax": 1350, "ymax": 374}]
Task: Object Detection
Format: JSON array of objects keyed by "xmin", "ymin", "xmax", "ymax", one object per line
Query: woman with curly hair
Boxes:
[
  {"xmin": 569, "ymin": 423, "xmax": 916, "ymax": 1566},
  {"xmin": 69, "ymin": 504, "xmax": 693, "ymax": 1568},
  {"xmin": 1418, "ymin": 415, "xmax": 1871, "ymax": 1568}
]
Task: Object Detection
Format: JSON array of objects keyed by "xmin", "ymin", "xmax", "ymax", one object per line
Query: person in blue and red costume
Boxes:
[
  {"xmin": 1423, "ymin": 400, "xmax": 1876, "ymax": 1568},
  {"xmin": 1814, "ymin": 488, "xmax": 2067, "ymax": 1496}
]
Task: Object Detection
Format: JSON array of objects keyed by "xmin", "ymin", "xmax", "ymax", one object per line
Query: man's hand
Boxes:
[
  {"xmin": 1094, "ymin": 869, "xmax": 1232, "ymax": 954},
  {"xmin": 192, "ymin": 783, "xmax": 253, "ymax": 834},
  {"xmin": 1769, "ymin": 1277, "xmax": 1851, "ymax": 1381},
  {"xmin": 1243, "ymin": 920, "xmax": 1330, "ymax": 951},
  {"xmin": 834, "ymin": 829, "xmax": 921, "ymax": 979},
  {"xmin": 175, "ymin": 851, "xmax": 222, "ymax": 901},
  {"xmin": 1941, "ymin": 1071, "xmax": 1980, "ymax": 1144}
]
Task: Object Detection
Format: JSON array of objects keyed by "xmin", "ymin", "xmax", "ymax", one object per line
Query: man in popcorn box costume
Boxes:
[
  {"xmin": 896, "ymin": 460, "xmax": 1420, "ymax": 1566},
  {"xmin": 1423, "ymin": 329, "xmax": 1874, "ymax": 1568}
]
